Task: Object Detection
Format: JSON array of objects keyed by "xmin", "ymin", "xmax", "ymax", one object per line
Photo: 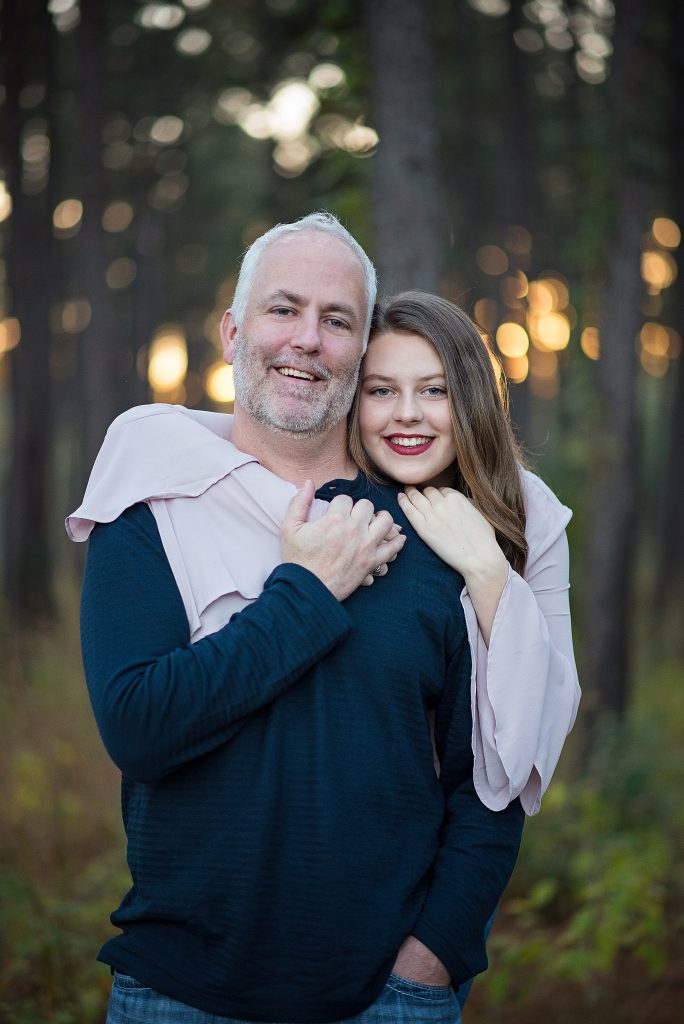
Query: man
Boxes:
[{"xmin": 69, "ymin": 213, "xmax": 524, "ymax": 1023}]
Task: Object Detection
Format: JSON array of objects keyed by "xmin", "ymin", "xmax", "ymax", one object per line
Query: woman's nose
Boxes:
[{"xmin": 393, "ymin": 394, "xmax": 423, "ymax": 423}]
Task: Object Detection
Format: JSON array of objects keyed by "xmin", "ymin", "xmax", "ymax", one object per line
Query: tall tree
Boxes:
[
  {"xmin": 76, "ymin": 0, "xmax": 124, "ymax": 480},
  {"xmin": 582, "ymin": 0, "xmax": 659, "ymax": 717},
  {"xmin": 1, "ymin": 0, "xmax": 55, "ymax": 619},
  {"xmin": 655, "ymin": 0, "xmax": 684, "ymax": 652},
  {"xmin": 363, "ymin": 0, "xmax": 445, "ymax": 294}
]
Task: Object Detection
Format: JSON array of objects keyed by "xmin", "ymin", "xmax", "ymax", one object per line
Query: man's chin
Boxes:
[{"xmin": 261, "ymin": 415, "xmax": 338, "ymax": 439}]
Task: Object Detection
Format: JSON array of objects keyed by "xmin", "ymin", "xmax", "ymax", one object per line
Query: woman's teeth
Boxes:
[{"xmin": 388, "ymin": 436, "xmax": 432, "ymax": 447}]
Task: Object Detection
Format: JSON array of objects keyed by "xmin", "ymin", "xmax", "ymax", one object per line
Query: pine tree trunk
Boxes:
[
  {"xmin": 582, "ymin": 0, "xmax": 654, "ymax": 718},
  {"xmin": 2, "ymin": 0, "xmax": 55, "ymax": 620},
  {"xmin": 655, "ymin": 0, "xmax": 684, "ymax": 651},
  {"xmin": 363, "ymin": 0, "xmax": 445, "ymax": 294},
  {"xmin": 76, "ymin": 0, "xmax": 124, "ymax": 482}
]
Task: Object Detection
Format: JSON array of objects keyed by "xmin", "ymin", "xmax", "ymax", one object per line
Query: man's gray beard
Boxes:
[{"xmin": 232, "ymin": 336, "xmax": 360, "ymax": 438}]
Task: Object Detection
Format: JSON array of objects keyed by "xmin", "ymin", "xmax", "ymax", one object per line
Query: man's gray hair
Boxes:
[{"xmin": 231, "ymin": 212, "xmax": 377, "ymax": 348}]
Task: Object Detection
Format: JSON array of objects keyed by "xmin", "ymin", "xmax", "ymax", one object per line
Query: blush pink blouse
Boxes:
[{"xmin": 67, "ymin": 403, "xmax": 580, "ymax": 815}]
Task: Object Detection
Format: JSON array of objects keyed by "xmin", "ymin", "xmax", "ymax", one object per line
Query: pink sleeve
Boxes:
[{"xmin": 462, "ymin": 472, "xmax": 581, "ymax": 815}]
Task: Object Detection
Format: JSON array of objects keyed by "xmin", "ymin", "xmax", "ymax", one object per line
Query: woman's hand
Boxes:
[
  {"xmin": 397, "ymin": 486, "xmax": 509, "ymax": 645},
  {"xmin": 398, "ymin": 486, "xmax": 505, "ymax": 577}
]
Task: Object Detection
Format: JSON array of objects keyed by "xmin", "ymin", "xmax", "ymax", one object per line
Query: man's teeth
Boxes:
[
  {"xmin": 277, "ymin": 367, "xmax": 316, "ymax": 381},
  {"xmin": 389, "ymin": 436, "xmax": 432, "ymax": 447}
]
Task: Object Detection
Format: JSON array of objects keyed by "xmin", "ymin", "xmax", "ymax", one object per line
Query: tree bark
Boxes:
[
  {"xmin": 76, "ymin": 0, "xmax": 124, "ymax": 482},
  {"xmin": 1, "ymin": 0, "xmax": 55, "ymax": 620},
  {"xmin": 582, "ymin": 0, "xmax": 654, "ymax": 718},
  {"xmin": 363, "ymin": 0, "xmax": 446, "ymax": 295},
  {"xmin": 655, "ymin": 0, "xmax": 684, "ymax": 651}
]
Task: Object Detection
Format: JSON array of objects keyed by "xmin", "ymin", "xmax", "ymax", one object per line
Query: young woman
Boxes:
[{"xmin": 348, "ymin": 291, "xmax": 580, "ymax": 817}]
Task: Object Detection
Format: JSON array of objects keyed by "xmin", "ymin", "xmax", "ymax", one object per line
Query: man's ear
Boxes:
[{"xmin": 220, "ymin": 310, "xmax": 238, "ymax": 364}]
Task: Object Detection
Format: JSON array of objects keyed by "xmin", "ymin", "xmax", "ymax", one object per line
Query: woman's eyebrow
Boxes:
[{"xmin": 363, "ymin": 372, "xmax": 446, "ymax": 382}]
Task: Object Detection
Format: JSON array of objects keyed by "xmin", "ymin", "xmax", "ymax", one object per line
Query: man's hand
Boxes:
[
  {"xmin": 391, "ymin": 935, "xmax": 451, "ymax": 986},
  {"xmin": 281, "ymin": 481, "xmax": 406, "ymax": 602}
]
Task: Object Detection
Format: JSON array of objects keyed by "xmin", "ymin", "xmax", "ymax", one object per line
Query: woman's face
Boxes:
[{"xmin": 358, "ymin": 331, "xmax": 458, "ymax": 487}]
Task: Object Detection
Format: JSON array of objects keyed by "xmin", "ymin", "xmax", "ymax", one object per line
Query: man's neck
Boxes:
[{"xmin": 230, "ymin": 410, "xmax": 358, "ymax": 489}]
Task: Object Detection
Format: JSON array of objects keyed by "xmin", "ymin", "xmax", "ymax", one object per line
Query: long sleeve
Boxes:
[
  {"xmin": 411, "ymin": 633, "xmax": 525, "ymax": 986},
  {"xmin": 80, "ymin": 503, "xmax": 351, "ymax": 782},
  {"xmin": 463, "ymin": 471, "xmax": 581, "ymax": 815}
]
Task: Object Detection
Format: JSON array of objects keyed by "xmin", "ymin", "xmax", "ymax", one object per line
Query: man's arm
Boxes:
[
  {"xmin": 81, "ymin": 503, "xmax": 354, "ymax": 783},
  {"xmin": 396, "ymin": 633, "xmax": 525, "ymax": 988}
]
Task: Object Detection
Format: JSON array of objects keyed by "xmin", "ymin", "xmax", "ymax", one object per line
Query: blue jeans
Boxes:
[{"xmin": 107, "ymin": 972, "xmax": 462, "ymax": 1024}]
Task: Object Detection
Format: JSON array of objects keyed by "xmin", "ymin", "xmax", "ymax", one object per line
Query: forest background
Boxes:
[{"xmin": 1, "ymin": 0, "xmax": 683, "ymax": 1021}]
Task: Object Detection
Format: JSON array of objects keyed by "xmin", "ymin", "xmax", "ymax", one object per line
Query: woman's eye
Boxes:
[
  {"xmin": 370, "ymin": 386, "xmax": 393, "ymax": 397},
  {"xmin": 423, "ymin": 386, "xmax": 447, "ymax": 397}
]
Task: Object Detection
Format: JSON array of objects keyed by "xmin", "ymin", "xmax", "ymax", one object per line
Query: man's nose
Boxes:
[{"xmin": 290, "ymin": 313, "xmax": 322, "ymax": 353}]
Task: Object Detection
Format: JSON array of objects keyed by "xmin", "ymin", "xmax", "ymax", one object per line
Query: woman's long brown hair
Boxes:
[{"xmin": 348, "ymin": 291, "xmax": 529, "ymax": 575}]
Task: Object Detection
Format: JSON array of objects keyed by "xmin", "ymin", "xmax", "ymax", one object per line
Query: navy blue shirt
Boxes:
[{"xmin": 81, "ymin": 474, "xmax": 524, "ymax": 1022}]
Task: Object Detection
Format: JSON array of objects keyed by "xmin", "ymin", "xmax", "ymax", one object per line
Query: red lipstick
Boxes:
[{"xmin": 383, "ymin": 435, "xmax": 434, "ymax": 456}]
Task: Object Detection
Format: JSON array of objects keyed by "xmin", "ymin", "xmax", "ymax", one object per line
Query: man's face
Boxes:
[{"xmin": 222, "ymin": 232, "xmax": 367, "ymax": 437}]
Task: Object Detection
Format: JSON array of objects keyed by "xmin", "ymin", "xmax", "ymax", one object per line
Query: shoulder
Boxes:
[
  {"xmin": 107, "ymin": 403, "xmax": 233, "ymax": 440},
  {"xmin": 519, "ymin": 467, "xmax": 572, "ymax": 560},
  {"xmin": 90, "ymin": 502, "xmax": 159, "ymax": 551}
]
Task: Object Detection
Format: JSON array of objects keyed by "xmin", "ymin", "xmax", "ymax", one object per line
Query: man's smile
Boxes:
[{"xmin": 275, "ymin": 366, "xmax": 319, "ymax": 381}]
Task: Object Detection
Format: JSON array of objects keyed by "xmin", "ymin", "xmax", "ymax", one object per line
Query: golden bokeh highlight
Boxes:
[
  {"xmin": 640, "ymin": 349, "xmax": 669, "ymax": 378},
  {"xmin": 532, "ymin": 312, "xmax": 571, "ymax": 351},
  {"xmin": 205, "ymin": 362, "xmax": 236, "ymax": 403},
  {"xmin": 58, "ymin": 299, "xmax": 92, "ymax": 333},
  {"xmin": 504, "ymin": 224, "xmax": 532, "ymax": 255},
  {"xmin": 527, "ymin": 280, "xmax": 556, "ymax": 314},
  {"xmin": 106, "ymin": 257, "xmax": 137, "ymax": 289},
  {"xmin": 666, "ymin": 328, "xmax": 682, "ymax": 360},
  {"xmin": 639, "ymin": 322, "xmax": 669, "ymax": 357},
  {"xmin": 496, "ymin": 322, "xmax": 529, "ymax": 358},
  {"xmin": 503, "ymin": 354, "xmax": 528, "ymax": 383},
  {"xmin": 0, "ymin": 181, "xmax": 12, "ymax": 223},
  {"xmin": 636, "ymin": 322, "xmax": 682, "ymax": 377},
  {"xmin": 473, "ymin": 298, "xmax": 498, "ymax": 333},
  {"xmin": 53, "ymin": 198, "xmax": 83, "ymax": 234},
  {"xmin": 652, "ymin": 217, "xmax": 680, "ymax": 249},
  {"xmin": 476, "ymin": 245, "xmax": 509, "ymax": 276},
  {"xmin": 500, "ymin": 272, "xmax": 528, "ymax": 306},
  {"xmin": 102, "ymin": 201, "xmax": 134, "ymax": 232},
  {"xmin": 542, "ymin": 276, "xmax": 569, "ymax": 310},
  {"xmin": 641, "ymin": 250, "xmax": 677, "ymax": 294},
  {"xmin": 0, "ymin": 317, "xmax": 21, "ymax": 353},
  {"xmin": 581, "ymin": 326, "xmax": 600, "ymax": 360},
  {"xmin": 148, "ymin": 328, "xmax": 188, "ymax": 392}
]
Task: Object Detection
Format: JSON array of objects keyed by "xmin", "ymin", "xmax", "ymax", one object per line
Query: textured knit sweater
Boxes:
[{"xmin": 81, "ymin": 473, "xmax": 525, "ymax": 1023}]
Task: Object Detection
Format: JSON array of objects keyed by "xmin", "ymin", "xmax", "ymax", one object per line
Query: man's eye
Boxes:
[
  {"xmin": 272, "ymin": 307, "xmax": 294, "ymax": 316},
  {"xmin": 326, "ymin": 317, "xmax": 348, "ymax": 330}
]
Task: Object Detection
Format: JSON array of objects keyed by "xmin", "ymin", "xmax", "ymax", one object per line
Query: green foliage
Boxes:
[
  {"xmin": 0, "ymin": 610, "xmax": 127, "ymax": 1023},
  {"xmin": 476, "ymin": 665, "xmax": 684, "ymax": 1012}
]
